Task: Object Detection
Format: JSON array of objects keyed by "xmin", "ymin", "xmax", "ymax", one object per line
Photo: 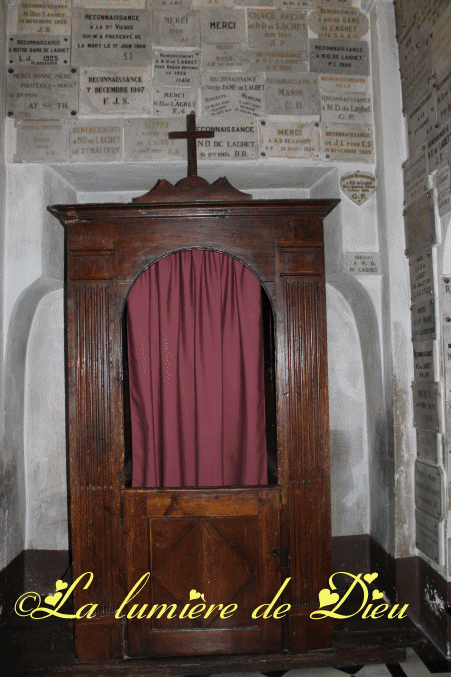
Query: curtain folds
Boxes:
[{"xmin": 126, "ymin": 250, "xmax": 268, "ymax": 488}]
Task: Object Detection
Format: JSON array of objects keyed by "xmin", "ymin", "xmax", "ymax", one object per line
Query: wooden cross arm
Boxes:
[{"xmin": 168, "ymin": 130, "xmax": 214, "ymax": 140}]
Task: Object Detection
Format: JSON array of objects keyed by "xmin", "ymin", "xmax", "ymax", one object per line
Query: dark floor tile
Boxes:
[
  {"xmin": 335, "ymin": 666, "xmax": 364, "ymax": 675},
  {"xmin": 414, "ymin": 645, "xmax": 451, "ymax": 673},
  {"xmin": 386, "ymin": 663, "xmax": 409, "ymax": 677}
]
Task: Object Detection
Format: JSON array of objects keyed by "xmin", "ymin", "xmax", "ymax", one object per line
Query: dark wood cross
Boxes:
[{"xmin": 168, "ymin": 112, "xmax": 215, "ymax": 177}]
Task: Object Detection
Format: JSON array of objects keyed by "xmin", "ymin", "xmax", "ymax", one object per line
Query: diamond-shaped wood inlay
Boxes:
[{"xmin": 152, "ymin": 519, "xmax": 255, "ymax": 625}]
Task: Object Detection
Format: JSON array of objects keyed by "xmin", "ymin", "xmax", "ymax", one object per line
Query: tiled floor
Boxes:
[{"xmin": 202, "ymin": 648, "xmax": 451, "ymax": 677}]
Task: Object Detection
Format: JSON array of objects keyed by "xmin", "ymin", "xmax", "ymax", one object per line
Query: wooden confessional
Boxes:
[{"xmin": 48, "ymin": 123, "xmax": 339, "ymax": 663}]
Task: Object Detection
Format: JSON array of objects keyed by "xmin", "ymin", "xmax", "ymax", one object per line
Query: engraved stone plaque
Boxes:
[
  {"xmin": 319, "ymin": 0, "xmax": 352, "ymax": 6},
  {"xmin": 443, "ymin": 324, "xmax": 451, "ymax": 400},
  {"xmin": 247, "ymin": 9, "xmax": 307, "ymax": 50},
  {"xmin": 400, "ymin": 42, "xmax": 432, "ymax": 110},
  {"xmin": 438, "ymin": 190, "xmax": 451, "ymax": 217},
  {"xmin": 202, "ymin": 43, "xmax": 250, "ymax": 71},
  {"xmin": 201, "ymin": 72, "xmax": 265, "ymax": 117},
  {"xmin": 201, "ymin": 9, "xmax": 246, "ymax": 44},
  {"xmin": 431, "ymin": 3, "xmax": 451, "ymax": 82},
  {"xmin": 18, "ymin": 0, "xmax": 71, "ymax": 36},
  {"xmin": 155, "ymin": 10, "xmax": 200, "ymax": 47},
  {"xmin": 398, "ymin": 21, "xmax": 424, "ymax": 69},
  {"xmin": 436, "ymin": 161, "xmax": 451, "ymax": 193},
  {"xmin": 250, "ymin": 49, "xmax": 308, "ymax": 73},
  {"xmin": 416, "ymin": 509, "xmax": 440, "ymax": 563},
  {"xmin": 153, "ymin": 87, "xmax": 197, "ymax": 115},
  {"xmin": 413, "ymin": 342, "xmax": 438, "ymax": 382},
  {"xmin": 8, "ymin": 35, "xmax": 71, "ymax": 68},
  {"xmin": 418, "ymin": 0, "xmax": 449, "ymax": 36},
  {"xmin": 411, "ymin": 298, "xmax": 436, "ymax": 343},
  {"xmin": 343, "ymin": 252, "xmax": 380, "ymax": 275},
  {"xmin": 320, "ymin": 123, "xmax": 374, "ymax": 162},
  {"xmin": 404, "ymin": 194, "xmax": 436, "ymax": 258},
  {"xmin": 407, "ymin": 89, "xmax": 436, "ymax": 155},
  {"xmin": 310, "ymin": 39, "xmax": 370, "ymax": 76},
  {"xmin": 192, "ymin": 0, "xmax": 234, "ymax": 7},
  {"xmin": 318, "ymin": 73, "xmax": 368, "ymax": 93},
  {"xmin": 124, "ymin": 118, "xmax": 185, "ymax": 160},
  {"xmin": 403, "ymin": 149, "xmax": 428, "ymax": 207},
  {"xmin": 70, "ymin": 120, "xmax": 123, "ymax": 161},
  {"xmin": 340, "ymin": 172, "xmax": 376, "ymax": 205},
  {"xmin": 14, "ymin": 120, "xmax": 69, "ymax": 162},
  {"xmin": 6, "ymin": 68, "xmax": 78, "ymax": 119},
  {"xmin": 426, "ymin": 121, "xmax": 451, "ymax": 173},
  {"xmin": 151, "ymin": 0, "xmax": 192, "ymax": 8},
  {"xmin": 320, "ymin": 90, "xmax": 372, "ymax": 124},
  {"xmin": 79, "ymin": 67, "xmax": 151, "ymax": 114},
  {"xmin": 258, "ymin": 121, "xmax": 320, "ymax": 159},
  {"xmin": 196, "ymin": 119, "xmax": 258, "ymax": 160},
  {"xmin": 415, "ymin": 460, "xmax": 443, "ymax": 519},
  {"xmin": 153, "ymin": 50, "xmax": 200, "ymax": 87},
  {"xmin": 440, "ymin": 276, "xmax": 451, "ymax": 326},
  {"xmin": 74, "ymin": 0, "xmax": 146, "ymax": 6},
  {"xmin": 417, "ymin": 429, "xmax": 440, "ymax": 465},
  {"xmin": 274, "ymin": 0, "xmax": 315, "ymax": 7},
  {"xmin": 412, "ymin": 380, "xmax": 440, "ymax": 431},
  {"xmin": 436, "ymin": 70, "xmax": 451, "ymax": 126},
  {"xmin": 71, "ymin": 9, "xmax": 151, "ymax": 67},
  {"xmin": 266, "ymin": 74, "xmax": 319, "ymax": 116},
  {"xmin": 410, "ymin": 249, "xmax": 434, "ymax": 303},
  {"xmin": 308, "ymin": 8, "xmax": 369, "ymax": 40}
]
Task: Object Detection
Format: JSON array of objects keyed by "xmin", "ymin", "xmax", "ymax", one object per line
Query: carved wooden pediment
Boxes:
[{"xmin": 133, "ymin": 176, "xmax": 252, "ymax": 203}]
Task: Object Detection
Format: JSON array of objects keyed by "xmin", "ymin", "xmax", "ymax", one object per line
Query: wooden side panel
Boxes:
[
  {"xmin": 123, "ymin": 488, "xmax": 281, "ymax": 658},
  {"xmin": 276, "ymin": 243, "xmax": 333, "ymax": 651},
  {"xmin": 67, "ymin": 272, "xmax": 125, "ymax": 661}
]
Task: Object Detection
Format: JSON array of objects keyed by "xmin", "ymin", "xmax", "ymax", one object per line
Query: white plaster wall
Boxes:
[
  {"xmin": 370, "ymin": 0, "xmax": 414, "ymax": 559},
  {"xmin": 327, "ymin": 284, "xmax": 370, "ymax": 536},
  {"xmin": 24, "ymin": 288, "xmax": 66, "ymax": 550}
]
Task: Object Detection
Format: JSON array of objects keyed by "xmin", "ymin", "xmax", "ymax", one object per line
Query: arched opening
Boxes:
[{"xmin": 123, "ymin": 249, "xmax": 277, "ymax": 488}]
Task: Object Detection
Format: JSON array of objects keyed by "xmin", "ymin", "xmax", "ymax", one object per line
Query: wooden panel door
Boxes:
[{"xmin": 123, "ymin": 488, "xmax": 281, "ymax": 657}]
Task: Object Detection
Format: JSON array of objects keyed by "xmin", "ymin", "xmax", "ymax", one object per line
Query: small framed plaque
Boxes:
[
  {"xmin": 415, "ymin": 459, "xmax": 443, "ymax": 519},
  {"xmin": 196, "ymin": 119, "xmax": 258, "ymax": 160},
  {"xmin": 404, "ymin": 193, "xmax": 436, "ymax": 258},
  {"xmin": 409, "ymin": 249, "xmax": 434, "ymax": 303},
  {"xmin": 71, "ymin": 9, "xmax": 152, "ymax": 67},
  {"xmin": 416, "ymin": 429, "xmax": 441, "ymax": 465},
  {"xmin": 343, "ymin": 252, "xmax": 380, "ymax": 275},
  {"xmin": 308, "ymin": 8, "xmax": 369, "ymax": 40},
  {"xmin": 407, "ymin": 88, "xmax": 437, "ymax": 156},
  {"xmin": 320, "ymin": 123, "xmax": 374, "ymax": 162},
  {"xmin": 258, "ymin": 120, "xmax": 320, "ymax": 159},
  {"xmin": 79, "ymin": 67, "xmax": 151, "ymax": 115},
  {"xmin": 201, "ymin": 9, "xmax": 246, "ymax": 44},
  {"xmin": 153, "ymin": 87, "xmax": 198, "ymax": 115},
  {"xmin": 70, "ymin": 120, "xmax": 123, "ymax": 162},
  {"xmin": 8, "ymin": 35, "xmax": 71, "ymax": 68},
  {"xmin": 154, "ymin": 10, "xmax": 200, "ymax": 47},
  {"xmin": 18, "ymin": 0, "xmax": 71, "ymax": 36},
  {"xmin": 153, "ymin": 50, "xmax": 200, "ymax": 87},
  {"xmin": 416, "ymin": 509, "xmax": 440, "ymax": 563},
  {"xmin": 247, "ymin": 9, "xmax": 307, "ymax": 50},
  {"xmin": 124, "ymin": 118, "xmax": 185, "ymax": 160},
  {"xmin": 266, "ymin": 74, "xmax": 319, "ymax": 116},
  {"xmin": 14, "ymin": 120, "xmax": 69, "ymax": 162},
  {"xmin": 6, "ymin": 67, "xmax": 78, "ymax": 119},
  {"xmin": 413, "ymin": 341, "xmax": 438, "ymax": 382},
  {"xmin": 320, "ymin": 90, "xmax": 373, "ymax": 124},
  {"xmin": 310, "ymin": 39, "xmax": 370, "ymax": 76},
  {"xmin": 411, "ymin": 298, "xmax": 436, "ymax": 343},
  {"xmin": 412, "ymin": 380, "xmax": 440, "ymax": 432},
  {"xmin": 403, "ymin": 149, "xmax": 428, "ymax": 208}
]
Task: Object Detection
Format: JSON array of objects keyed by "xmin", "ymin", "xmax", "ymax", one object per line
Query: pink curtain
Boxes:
[{"xmin": 126, "ymin": 250, "xmax": 268, "ymax": 488}]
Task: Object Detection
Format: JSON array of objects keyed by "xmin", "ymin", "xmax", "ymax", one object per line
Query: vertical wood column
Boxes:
[
  {"xmin": 67, "ymin": 248, "xmax": 125, "ymax": 661},
  {"xmin": 276, "ymin": 242, "xmax": 333, "ymax": 651}
]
